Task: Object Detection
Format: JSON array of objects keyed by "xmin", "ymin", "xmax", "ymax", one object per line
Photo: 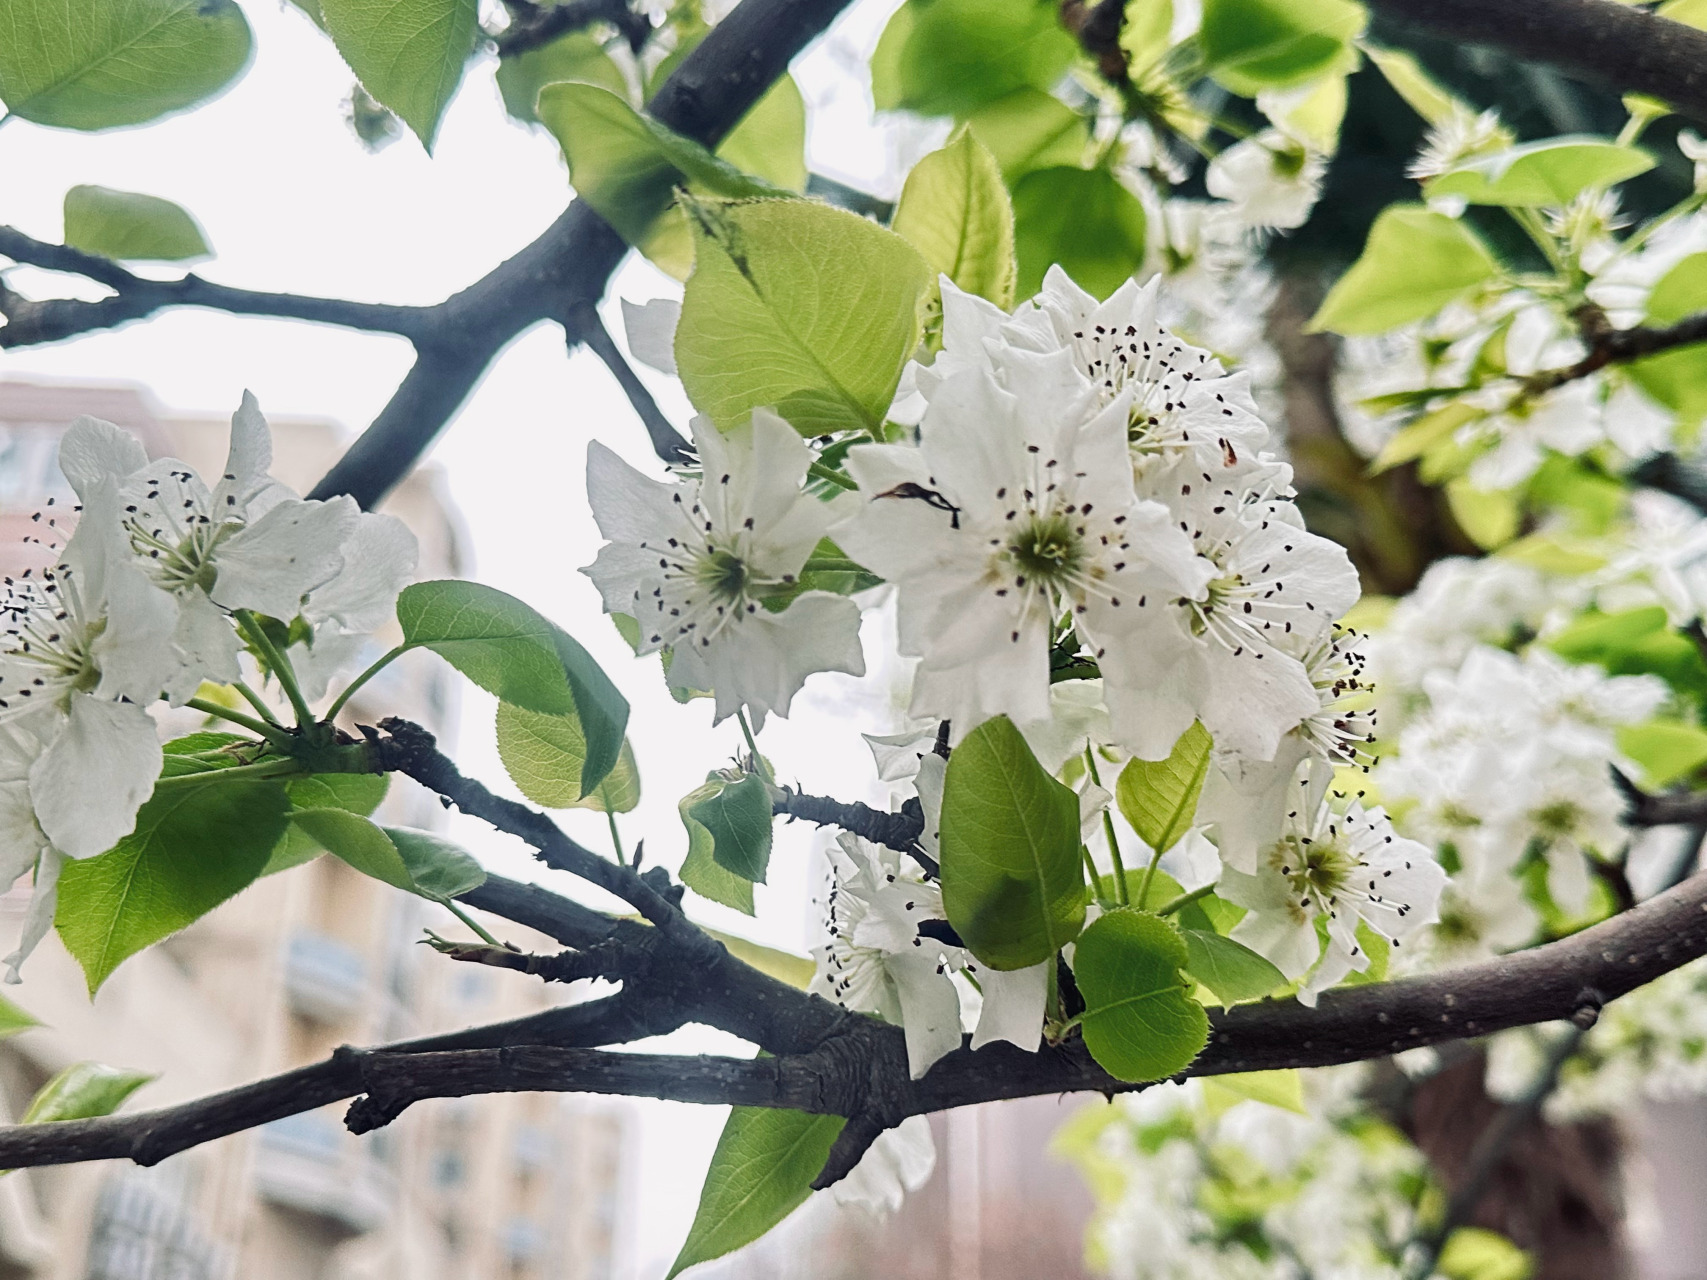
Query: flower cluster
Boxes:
[{"xmin": 2, "ymin": 396, "xmax": 416, "ymax": 979}]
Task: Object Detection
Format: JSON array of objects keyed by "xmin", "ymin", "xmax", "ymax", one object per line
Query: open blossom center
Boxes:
[
  {"xmin": 1005, "ymin": 511, "xmax": 1085, "ymax": 585},
  {"xmin": 636, "ymin": 491, "xmax": 795, "ymax": 652},
  {"xmin": 0, "ymin": 569, "xmax": 97, "ymax": 716}
]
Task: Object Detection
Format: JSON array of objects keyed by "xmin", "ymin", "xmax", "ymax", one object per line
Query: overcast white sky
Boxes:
[{"xmin": 0, "ymin": 0, "xmax": 944, "ymax": 1271}]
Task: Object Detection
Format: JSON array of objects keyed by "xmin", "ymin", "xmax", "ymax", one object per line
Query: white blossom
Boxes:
[
  {"xmin": 1220, "ymin": 762, "xmax": 1445, "ymax": 1006},
  {"xmin": 583, "ymin": 410, "xmax": 865, "ymax": 728},
  {"xmin": 1206, "ymin": 129, "xmax": 1327, "ymax": 230}
]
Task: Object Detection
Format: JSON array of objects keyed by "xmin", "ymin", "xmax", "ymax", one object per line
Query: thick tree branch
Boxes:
[
  {"xmin": 8, "ymin": 868, "xmax": 1707, "ymax": 1175},
  {"xmin": 773, "ymin": 787, "xmax": 925, "ymax": 854},
  {"xmin": 0, "ymin": 227, "xmax": 438, "ymax": 347},
  {"xmin": 1366, "ymin": 0, "xmax": 1707, "ymax": 124}
]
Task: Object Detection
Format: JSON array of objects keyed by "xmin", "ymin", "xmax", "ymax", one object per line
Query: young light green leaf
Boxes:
[
  {"xmin": 1436, "ymin": 1227, "xmax": 1534, "ymax": 1280},
  {"xmin": 1309, "ymin": 205, "xmax": 1501, "ymax": 335},
  {"xmin": 0, "ymin": 994, "xmax": 39, "ymax": 1041},
  {"xmin": 668, "ymin": 1107, "xmax": 846, "ymax": 1279},
  {"xmin": 1011, "ymin": 167, "xmax": 1146, "ymax": 301},
  {"xmin": 319, "ymin": 0, "xmax": 479, "ymax": 151},
  {"xmin": 871, "ymin": 0, "xmax": 1078, "ymax": 118},
  {"xmin": 63, "ymin": 186, "xmax": 210, "ymax": 262},
  {"xmin": 1073, "ymin": 909, "xmax": 1209, "ymax": 1083},
  {"xmin": 0, "ymin": 0, "xmax": 253, "ymax": 130},
  {"xmin": 1359, "ymin": 43, "xmax": 1472, "ymax": 127},
  {"xmin": 496, "ymin": 28, "xmax": 628, "ymax": 126},
  {"xmin": 1646, "ymin": 251, "xmax": 1707, "ymax": 325},
  {"xmin": 686, "ymin": 773, "xmax": 775, "ymax": 884},
  {"xmin": 676, "ymin": 196, "xmax": 932, "ymax": 437},
  {"xmin": 397, "ymin": 580, "xmax": 629, "ymax": 796},
  {"xmin": 495, "ymin": 702, "xmax": 641, "ymax": 814},
  {"xmin": 701, "ymin": 927, "xmax": 816, "ymax": 989},
  {"xmin": 965, "ymin": 88, "xmax": 1090, "ymax": 183},
  {"xmin": 1200, "ymin": 1068, "xmax": 1307, "ymax": 1115},
  {"xmin": 893, "ymin": 126, "xmax": 1017, "ymax": 309},
  {"xmin": 538, "ymin": 82, "xmax": 784, "ymax": 245},
  {"xmin": 680, "ymin": 798, "xmax": 756, "ymax": 915},
  {"xmin": 1199, "ymin": 0, "xmax": 1366, "ymax": 96},
  {"xmin": 716, "ymin": 75, "xmax": 809, "ymax": 192},
  {"xmin": 1423, "ymin": 137, "xmax": 1655, "ymax": 208},
  {"xmin": 55, "ymin": 778, "xmax": 291, "ymax": 992},
  {"xmin": 1616, "ymin": 720, "xmax": 1707, "ymax": 789},
  {"xmin": 1445, "ymin": 478, "xmax": 1520, "ymax": 551},
  {"xmin": 940, "ymin": 715, "xmax": 1085, "ymax": 970},
  {"xmin": 291, "ymin": 807, "xmax": 414, "ymax": 890},
  {"xmin": 1370, "ymin": 401, "xmax": 1482, "ymax": 473},
  {"xmin": 21, "ymin": 1062, "xmax": 155, "ymax": 1125},
  {"xmin": 261, "ymin": 773, "xmax": 392, "ymax": 877},
  {"xmin": 1116, "ymin": 721, "xmax": 1212, "ymax": 856},
  {"xmin": 1181, "ymin": 928, "xmax": 1286, "ymax": 1007},
  {"xmin": 382, "ymin": 826, "xmax": 487, "ymax": 901}
]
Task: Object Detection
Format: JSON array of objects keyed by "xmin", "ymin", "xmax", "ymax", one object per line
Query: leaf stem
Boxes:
[
  {"xmin": 807, "ymin": 461, "xmax": 857, "ymax": 492},
  {"xmin": 1084, "ymin": 747, "xmax": 1128, "ymax": 904},
  {"xmin": 185, "ymin": 696, "xmax": 295, "ymax": 746},
  {"xmin": 232, "ymin": 681, "xmax": 283, "ymax": 726},
  {"xmin": 1082, "ymin": 844, "xmax": 1115, "ymax": 907},
  {"xmin": 605, "ymin": 808, "xmax": 624, "ymax": 864},
  {"xmin": 1136, "ymin": 846, "xmax": 1166, "ymax": 911},
  {"xmin": 442, "ymin": 900, "xmax": 505, "ymax": 948},
  {"xmin": 235, "ymin": 611, "xmax": 315, "ymax": 727},
  {"xmin": 735, "ymin": 709, "xmax": 774, "ymax": 784},
  {"xmin": 1153, "ymin": 883, "xmax": 1215, "ymax": 917},
  {"xmin": 153, "ymin": 756, "xmax": 308, "ymax": 788},
  {"xmin": 324, "ymin": 644, "xmax": 409, "ymax": 722}
]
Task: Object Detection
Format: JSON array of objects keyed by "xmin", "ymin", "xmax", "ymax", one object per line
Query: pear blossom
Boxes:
[
  {"xmin": 1205, "ymin": 129, "xmax": 1327, "ymax": 230},
  {"xmin": 831, "ymin": 1115, "xmax": 937, "ymax": 1216},
  {"xmin": 582, "ymin": 410, "xmax": 865, "ymax": 728},
  {"xmin": 58, "ymin": 396, "xmax": 417, "ymax": 702},
  {"xmin": 811, "ymin": 830, "xmax": 1049, "ymax": 1077},
  {"xmin": 1220, "ymin": 762, "xmax": 1445, "ymax": 1006},
  {"xmin": 836, "ymin": 351, "xmax": 1212, "ymax": 750},
  {"xmin": 1680, "ymin": 129, "xmax": 1707, "ymax": 193},
  {"xmin": 1407, "ymin": 108, "xmax": 1512, "ymax": 181}
]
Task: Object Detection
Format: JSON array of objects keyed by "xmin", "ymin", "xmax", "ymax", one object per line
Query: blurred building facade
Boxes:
[{"xmin": 0, "ymin": 379, "xmax": 632, "ymax": 1280}]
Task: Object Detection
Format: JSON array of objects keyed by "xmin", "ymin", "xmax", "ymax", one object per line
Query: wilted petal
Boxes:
[{"xmin": 30, "ymin": 696, "xmax": 161, "ymax": 859}]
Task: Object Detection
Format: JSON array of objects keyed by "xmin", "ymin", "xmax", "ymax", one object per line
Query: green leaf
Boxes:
[
  {"xmin": 675, "ymin": 196, "xmax": 932, "ymax": 436},
  {"xmin": 1359, "ymin": 43, "xmax": 1468, "ymax": 127},
  {"xmin": 495, "ymin": 702, "xmax": 641, "ymax": 814},
  {"xmin": 1011, "ymin": 167, "xmax": 1146, "ymax": 302},
  {"xmin": 1631, "ymin": 346, "xmax": 1707, "ymax": 429},
  {"xmin": 62, "ymin": 186, "xmax": 209, "ymax": 262},
  {"xmin": 1073, "ymin": 909, "xmax": 1209, "ymax": 1083},
  {"xmin": 685, "ymin": 773, "xmax": 774, "ymax": 884},
  {"xmin": 679, "ymin": 806, "xmax": 756, "ymax": 915},
  {"xmin": 1199, "ymin": 0, "xmax": 1366, "ymax": 96},
  {"xmin": 1309, "ymin": 205, "xmax": 1501, "ymax": 335},
  {"xmin": 1646, "ymin": 251, "xmax": 1707, "ymax": 326},
  {"xmin": 1446, "ymin": 478, "xmax": 1520, "ymax": 551},
  {"xmin": 1423, "ymin": 138, "xmax": 1655, "ymax": 208},
  {"xmin": 668, "ymin": 1107, "xmax": 845, "ymax": 1278},
  {"xmin": 496, "ymin": 28, "xmax": 628, "ymax": 126},
  {"xmin": 287, "ymin": 772, "xmax": 389, "ymax": 817},
  {"xmin": 0, "ymin": 0, "xmax": 252, "ymax": 130},
  {"xmin": 1181, "ymin": 928, "xmax": 1286, "ymax": 1007},
  {"xmin": 716, "ymin": 75, "xmax": 809, "ymax": 193},
  {"xmin": 1437, "ymin": 1227, "xmax": 1534, "ymax": 1280},
  {"xmin": 319, "ymin": 0, "xmax": 478, "ymax": 151},
  {"xmin": 940, "ymin": 715, "xmax": 1085, "ymax": 970},
  {"xmin": 1201, "ymin": 1069, "xmax": 1307, "ymax": 1114},
  {"xmin": 0, "ymin": 993, "xmax": 39, "ymax": 1040},
  {"xmin": 1116, "ymin": 722, "xmax": 1212, "ymax": 856},
  {"xmin": 871, "ymin": 0, "xmax": 1077, "ymax": 118},
  {"xmin": 538, "ymin": 82, "xmax": 785, "ymax": 247},
  {"xmin": 1547, "ymin": 607, "xmax": 1707, "ymax": 702},
  {"xmin": 55, "ymin": 777, "xmax": 292, "ymax": 992},
  {"xmin": 893, "ymin": 126, "xmax": 1017, "ymax": 310},
  {"xmin": 291, "ymin": 807, "xmax": 414, "ymax": 890},
  {"xmin": 20, "ymin": 1062, "xmax": 154, "ymax": 1125},
  {"xmin": 965, "ymin": 88, "xmax": 1090, "ymax": 183},
  {"xmin": 1617, "ymin": 720, "xmax": 1707, "ymax": 789},
  {"xmin": 1370, "ymin": 401, "xmax": 1482, "ymax": 473},
  {"xmin": 396, "ymin": 580, "xmax": 628, "ymax": 796},
  {"xmin": 382, "ymin": 826, "xmax": 487, "ymax": 901}
]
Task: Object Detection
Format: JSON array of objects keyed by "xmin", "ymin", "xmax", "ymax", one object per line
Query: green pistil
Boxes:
[
  {"xmin": 1532, "ymin": 801, "xmax": 1581, "ymax": 838},
  {"xmin": 1007, "ymin": 512, "xmax": 1083, "ymax": 584},
  {"xmin": 695, "ymin": 547, "xmax": 750, "ymax": 602},
  {"xmin": 1271, "ymin": 832, "xmax": 1357, "ymax": 903}
]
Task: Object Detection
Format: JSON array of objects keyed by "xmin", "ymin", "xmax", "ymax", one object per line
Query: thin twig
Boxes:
[
  {"xmin": 493, "ymin": 0, "xmax": 651, "ymax": 57},
  {"xmin": 568, "ymin": 302, "xmax": 692, "ymax": 464}
]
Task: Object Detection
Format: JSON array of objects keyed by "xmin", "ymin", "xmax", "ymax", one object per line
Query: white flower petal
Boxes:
[
  {"xmin": 4, "ymin": 849, "xmax": 64, "ymax": 984},
  {"xmin": 58, "ymin": 416, "xmax": 148, "ymax": 501},
  {"xmin": 303, "ymin": 512, "xmax": 418, "ymax": 632},
  {"xmin": 620, "ymin": 297, "xmax": 681, "ymax": 375},
  {"xmin": 210, "ymin": 496, "xmax": 359, "ymax": 618},
  {"xmin": 887, "ymin": 946, "xmax": 964, "ymax": 1078},
  {"xmin": 831, "ymin": 1115, "xmax": 936, "ymax": 1217},
  {"xmin": 969, "ymin": 959, "xmax": 1049, "ymax": 1052},
  {"xmin": 162, "ymin": 588, "xmax": 242, "ymax": 705},
  {"xmin": 29, "ymin": 696, "xmax": 161, "ymax": 859}
]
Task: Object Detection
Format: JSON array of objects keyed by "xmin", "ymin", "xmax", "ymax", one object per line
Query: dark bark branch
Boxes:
[
  {"xmin": 9, "ymin": 868, "xmax": 1707, "ymax": 1175},
  {"xmin": 0, "ymin": 226, "xmax": 437, "ymax": 347},
  {"xmin": 774, "ymin": 787, "xmax": 926, "ymax": 854},
  {"xmin": 1524, "ymin": 308, "xmax": 1707, "ymax": 397},
  {"xmin": 1366, "ymin": 0, "xmax": 1707, "ymax": 124},
  {"xmin": 1615, "ymin": 766, "xmax": 1707, "ymax": 826},
  {"xmin": 1059, "ymin": 0, "xmax": 1131, "ymax": 87},
  {"xmin": 567, "ymin": 301, "xmax": 693, "ymax": 464},
  {"xmin": 493, "ymin": 0, "xmax": 652, "ymax": 57},
  {"xmin": 1629, "ymin": 451, "xmax": 1707, "ymax": 517}
]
